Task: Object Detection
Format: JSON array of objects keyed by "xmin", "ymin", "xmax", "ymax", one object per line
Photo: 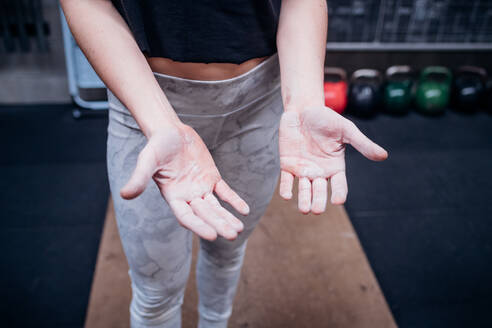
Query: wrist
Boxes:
[
  {"xmin": 139, "ymin": 95, "xmax": 184, "ymax": 139},
  {"xmin": 283, "ymin": 98, "xmax": 324, "ymax": 113},
  {"xmin": 145, "ymin": 117, "xmax": 184, "ymax": 139},
  {"xmin": 281, "ymin": 86, "xmax": 324, "ymax": 113}
]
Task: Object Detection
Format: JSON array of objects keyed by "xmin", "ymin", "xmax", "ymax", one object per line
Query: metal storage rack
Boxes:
[
  {"xmin": 0, "ymin": 0, "xmax": 49, "ymax": 53},
  {"xmin": 59, "ymin": 8, "xmax": 108, "ymax": 111},
  {"xmin": 326, "ymin": 0, "xmax": 492, "ymax": 50}
]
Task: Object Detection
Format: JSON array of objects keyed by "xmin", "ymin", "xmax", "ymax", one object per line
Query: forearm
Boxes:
[
  {"xmin": 277, "ymin": 0, "xmax": 328, "ymax": 112},
  {"xmin": 60, "ymin": 0, "xmax": 181, "ymax": 138}
]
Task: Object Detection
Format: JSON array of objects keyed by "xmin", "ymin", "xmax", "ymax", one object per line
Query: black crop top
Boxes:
[{"xmin": 111, "ymin": 0, "xmax": 281, "ymax": 64}]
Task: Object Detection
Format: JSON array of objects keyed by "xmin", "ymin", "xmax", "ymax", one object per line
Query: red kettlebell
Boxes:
[{"xmin": 324, "ymin": 67, "xmax": 348, "ymax": 114}]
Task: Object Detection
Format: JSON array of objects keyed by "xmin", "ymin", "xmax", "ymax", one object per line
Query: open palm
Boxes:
[
  {"xmin": 279, "ymin": 107, "xmax": 388, "ymax": 214},
  {"xmin": 120, "ymin": 124, "xmax": 249, "ymax": 241}
]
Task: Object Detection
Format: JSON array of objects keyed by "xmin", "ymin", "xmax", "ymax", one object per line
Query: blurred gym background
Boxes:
[{"xmin": 1, "ymin": 0, "xmax": 491, "ymax": 327}]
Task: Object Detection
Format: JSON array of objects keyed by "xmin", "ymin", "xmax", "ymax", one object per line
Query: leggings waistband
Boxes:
[{"xmin": 107, "ymin": 53, "xmax": 281, "ymax": 118}]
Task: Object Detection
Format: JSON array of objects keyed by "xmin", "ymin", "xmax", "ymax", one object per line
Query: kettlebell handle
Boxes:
[
  {"xmin": 351, "ymin": 69, "xmax": 382, "ymax": 84},
  {"xmin": 386, "ymin": 65, "xmax": 412, "ymax": 78},
  {"xmin": 457, "ymin": 66, "xmax": 487, "ymax": 79},
  {"xmin": 420, "ymin": 66, "xmax": 452, "ymax": 84},
  {"xmin": 324, "ymin": 67, "xmax": 347, "ymax": 80}
]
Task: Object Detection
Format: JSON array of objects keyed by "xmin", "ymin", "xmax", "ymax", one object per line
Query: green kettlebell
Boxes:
[
  {"xmin": 415, "ymin": 66, "xmax": 452, "ymax": 115},
  {"xmin": 384, "ymin": 65, "xmax": 413, "ymax": 115}
]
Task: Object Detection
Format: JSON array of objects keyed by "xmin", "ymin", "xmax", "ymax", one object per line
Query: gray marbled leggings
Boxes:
[{"xmin": 106, "ymin": 53, "xmax": 283, "ymax": 328}]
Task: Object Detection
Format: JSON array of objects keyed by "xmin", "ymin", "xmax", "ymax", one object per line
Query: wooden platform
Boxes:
[{"xmin": 85, "ymin": 185, "xmax": 396, "ymax": 328}]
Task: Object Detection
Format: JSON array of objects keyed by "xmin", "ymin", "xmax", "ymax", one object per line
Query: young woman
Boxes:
[{"xmin": 61, "ymin": 1, "xmax": 388, "ymax": 327}]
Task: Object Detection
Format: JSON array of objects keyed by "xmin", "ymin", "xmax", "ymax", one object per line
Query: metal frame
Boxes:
[
  {"xmin": 326, "ymin": 0, "xmax": 492, "ymax": 51},
  {"xmin": 326, "ymin": 43, "xmax": 492, "ymax": 51},
  {"xmin": 59, "ymin": 7, "xmax": 108, "ymax": 110}
]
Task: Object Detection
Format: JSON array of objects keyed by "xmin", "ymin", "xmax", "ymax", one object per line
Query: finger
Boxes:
[
  {"xmin": 311, "ymin": 178, "xmax": 328, "ymax": 214},
  {"xmin": 190, "ymin": 198, "xmax": 238, "ymax": 240},
  {"xmin": 204, "ymin": 194, "xmax": 244, "ymax": 232},
  {"xmin": 298, "ymin": 177, "xmax": 312, "ymax": 214},
  {"xmin": 279, "ymin": 170, "xmax": 294, "ymax": 200},
  {"xmin": 330, "ymin": 171, "xmax": 348, "ymax": 205},
  {"xmin": 343, "ymin": 120, "xmax": 388, "ymax": 161},
  {"xmin": 168, "ymin": 199, "xmax": 217, "ymax": 241},
  {"xmin": 120, "ymin": 144, "xmax": 156, "ymax": 200},
  {"xmin": 214, "ymin": 180, "xmax": 250, "ymax": 216}
]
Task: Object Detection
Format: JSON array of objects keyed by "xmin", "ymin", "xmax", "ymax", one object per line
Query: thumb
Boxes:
[
  {"xmin": 120, "ymin": 144, "xmax": 157, "ymax": 199},
  {"xmin": 342, "ymin": 119, "xmax": 388, "ymax": 161}
]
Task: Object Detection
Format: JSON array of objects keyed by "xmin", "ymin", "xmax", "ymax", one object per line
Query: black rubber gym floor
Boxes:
[
  {"xmin": 345, "ymin": 109, "xmax": 492, "ymax": 327},
  {"xmin": 0, "ymin": 105, "xmax": 109, "ymax": 327},
  {"xmin": 1, "ymin": 104, "xmax": 491, "ymax": 327}
]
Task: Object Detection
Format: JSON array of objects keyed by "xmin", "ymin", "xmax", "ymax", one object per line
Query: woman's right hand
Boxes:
[
  {"xmin": 120, "ymin": 123, "xmax": 249, "ymax": 241},
  {"xmin": 61, "ymin": 0, "xmax": 248, "ymax": 241}
]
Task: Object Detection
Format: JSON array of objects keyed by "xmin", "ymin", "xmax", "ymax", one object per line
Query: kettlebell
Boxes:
[
  {"xmin": 485, "ymin": 78, "xmax": 492, "ymax": 112},
  {"xmin": 348, "ymin": 69, "xmax": 382, "ymax": 117},
  {"xmin": 452, "ymin": 66, "xmax": 486, "ymax": 112},
  {"xmin": 383, "ymin": 65, "xmax": 414, "ymax": 115},
  {"xmin": 415, "ymin": 66, "xmax": 452, "ymax": 115},
  {"xmin": 324, "ymin": 67, "xmax": 348, "ymax": 114}
]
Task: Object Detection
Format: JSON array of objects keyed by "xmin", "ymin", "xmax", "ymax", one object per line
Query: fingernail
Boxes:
[
  {"xmin": 280, "ymin": 191, "xmax": 292, "ymax": 199},
  {"xmin": 332, "ymin": 193, "xmax": 345, "ymax": 204},
  {"xmin": 299, "ymin": 206, "xmax": 310, "ymax": 214},
  {"xmin": 235, "ymin": 221, "xmax": 244, "ymax": 231},
  {"xmin": 227, "ymin": 229, "xmax": 238, "ymax": 239}
]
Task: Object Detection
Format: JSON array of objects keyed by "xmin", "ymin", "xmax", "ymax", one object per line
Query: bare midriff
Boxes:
[{"xmin": 146, "ymin": 55, "xmax": 269, "ymax": 81}]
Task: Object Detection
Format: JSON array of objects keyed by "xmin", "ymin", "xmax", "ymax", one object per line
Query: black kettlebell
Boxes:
[
  {"xmin": 485, "ymin": 78, "xmax": 492, "ymax": 113},
  {"xmin": 348, "ymin": 69, "xmax": 382, "ymax": 117},
  {"xmin": 452, "ymin": 66, "xmax": 486, "ymax": 112}
]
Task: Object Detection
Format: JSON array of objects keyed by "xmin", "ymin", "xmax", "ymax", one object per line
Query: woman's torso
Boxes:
[
  {"xmin": 146, "ymin": 55, "xmax": 269, "ymax": 80},
  {"xmin": 112, "ymin": 0, "xmax": 281, "ymax": 80}
]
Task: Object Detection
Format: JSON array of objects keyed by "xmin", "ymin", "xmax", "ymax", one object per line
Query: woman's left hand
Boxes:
[{"xmin": 278, "ymin": 107, "xmax": 388, "ymax": 214}]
